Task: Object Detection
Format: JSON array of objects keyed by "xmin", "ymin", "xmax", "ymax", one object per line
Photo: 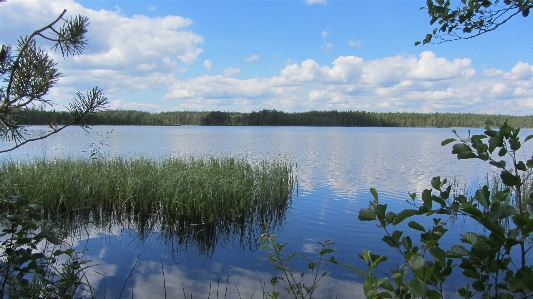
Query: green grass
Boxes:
[{"xmin": 0, "ymin": 157, "xmax": 294, "ymax": 227}]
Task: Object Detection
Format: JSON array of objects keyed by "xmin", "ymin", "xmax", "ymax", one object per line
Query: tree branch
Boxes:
[{"xmin": 4, "ymin": 10, "xmax": 67, "ymax": 103}]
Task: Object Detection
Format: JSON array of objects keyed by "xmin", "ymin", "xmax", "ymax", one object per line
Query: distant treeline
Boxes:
[{"xmin": 18, "ymin": 108, "xmax": 533, "ymax": 128}]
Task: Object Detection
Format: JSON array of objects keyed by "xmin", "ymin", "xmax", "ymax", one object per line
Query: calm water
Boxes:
[{"xmin": 2, "ymin": 126, "xmax": 530, "ymax": 298}]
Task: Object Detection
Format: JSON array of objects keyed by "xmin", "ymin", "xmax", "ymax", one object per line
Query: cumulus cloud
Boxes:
[
  {"xmin": 110, "ymin": 100, "xmax": 171, "ymax": 112},
  {"xmin": 223, "ymin": 68, "xmax": 241, "ymax": 77},
  {"xmin": 203, "ymin": 60, "xmax": 213, "ymax": 71},
  {"xmin": 163, "ymin": 52, "xmax": 533, "ymax": 115},
  {"xmin": 0, "ymin": 0, "xmax": 203, "ymax": 102},
  {"xmin": 244, "ymin": 54, "xmax": 260, "ymax": 62},
  {"xmin": 505, "ymin": 62, "xmax": 533, "ymax": 81},
  {"xmin": 483, "ymin": 68, "xmax": 504, "ymax": 76}
]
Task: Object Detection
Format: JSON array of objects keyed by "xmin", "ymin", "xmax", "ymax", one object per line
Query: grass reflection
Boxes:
[{"xmin": 1, "ymin": 157, "xmax": 295, "ymax": 255}]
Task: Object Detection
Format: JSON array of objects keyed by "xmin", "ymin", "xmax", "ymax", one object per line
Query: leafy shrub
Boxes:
[
  {"xmin": 354, "ymin": 122, "xmax": 533, "ymax": 298},
  {"xmin": 0, "ymin": 195, "xmax": 93, "ymax": 299}
]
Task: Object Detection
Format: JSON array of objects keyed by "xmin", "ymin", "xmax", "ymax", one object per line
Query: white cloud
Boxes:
[
  {"xmin": 244, "ymin": 54, "xmax": 260, "ymax": 62},
  {"xmin": 203, "ymin": 60, "xmax": 213, "ymax": 71},
  {"xmin": 0, "ymin": 0, "xmax": 203, "ymax": 101},
  {"xmin": 163, "ymin": 52, "xmax": 533, "ymax": 115},
  {"xmin": 305, "ymin": 0, "xmax": 328, "ymax": 5},
  {"xmin": 505, "ymin": 61, "xmax": 533, "ymax": 81},
  {"xmin": 110, "ymin": 100, "xmax": 170, "ymax": 112},
  {"xmin": 321, "ymin": 30, "xmax": 332, "ymax": 53},
  {"xmin": 348, "ymin": 39, "xmax": 363, "ymax": 48},
  {"xmin": 223, "ymin": 68, "xmax": 241, "ymax": 77},
  {"xmin": 483, "ymin": 68, "xmax": 504, "ymax": 76},
  {"xmin": 147, "ymin": 4, "xmax": 156, "ymax": 11},
  {"xmin": 323, "ymin": 42, "xmax": 333, "ymax": 53}
]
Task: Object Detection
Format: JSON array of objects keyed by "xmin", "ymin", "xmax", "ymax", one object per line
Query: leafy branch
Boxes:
[
  {"xmin": 417, "ymin": 0, "xmax": 532, "ymax": 45},
  {"xmin": 0, "ymin": 8, "xmax": 108, "ymax": 153}
]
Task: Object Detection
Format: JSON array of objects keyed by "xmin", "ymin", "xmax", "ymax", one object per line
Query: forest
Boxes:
[{"xmin": 19, "ymin": 108, "xmax": 533, "ymax": 128}]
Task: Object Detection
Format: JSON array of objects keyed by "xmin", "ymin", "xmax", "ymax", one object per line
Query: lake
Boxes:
[{"xmin": 2, "ymin": 126, "xmax": 529, "ymax": 298}]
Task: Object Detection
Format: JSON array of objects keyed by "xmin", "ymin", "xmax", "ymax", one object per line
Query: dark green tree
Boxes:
[
  {"xmin": 0, "ymin": 8, "xmax": 108, "ymax": 153},
  {"xmin": 417, "ymin": 0, "xmax": 532, "ymax": 45}
]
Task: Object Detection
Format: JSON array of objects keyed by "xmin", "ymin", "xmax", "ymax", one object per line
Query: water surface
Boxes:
[{"xmin": 2, "ymin": 126, "xmax": 528, "ymax": 298}]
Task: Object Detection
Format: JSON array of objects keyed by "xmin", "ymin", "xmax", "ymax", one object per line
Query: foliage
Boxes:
[
  {"xmin": 260, "ymin": 228, "xmax": 338, "ymax": 299},
  {"xmin": 1, "ymin": 157, "xmax": 294, "ymax": 255},
  {"xmin": 0, "ymin": 8, "xmax": 104, "ymax": 298},
  {"xmin": 418, "ymin": 0, "xmax": 533, "ymax": 45},
  {"xmin": 0, "ymin": 195, "xmax": 93, "ymax": 299},
  {"xmin": 0, "ymin": 8, "xmax": 108, "ymax": 153},
  {"xmin": 18, "ymin": 108, "xmax": 533, "ymax": 128},
  {"xmin": 353, "ymin": 122, "xmax": 533, "ymax": 298}
]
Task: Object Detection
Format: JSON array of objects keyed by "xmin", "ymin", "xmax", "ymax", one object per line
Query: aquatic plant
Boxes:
[{"xmin": 1, "ymin": 157, "xmax": 295, "ymax": 255}]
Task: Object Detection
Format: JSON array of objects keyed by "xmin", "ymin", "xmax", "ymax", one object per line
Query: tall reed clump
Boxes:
[
  {"xmin": 0, "ymin": 158, "xmax": 295, "ymax": 255},
  {"xmin": 0, "ymin": 157, "xmax": 295, "ymax": 233}
]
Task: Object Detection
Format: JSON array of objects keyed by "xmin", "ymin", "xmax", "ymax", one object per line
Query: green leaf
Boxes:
[
  {"xmin": 407, "ymin": 279, "xmax": 428, "ymax": 297},
  {"xmin": 402, "ymin": 236, "xmax": 413, "ymax": 252},
  {"xmin": 477, "ymin": 216, "xmax": 505, "ymax": 238},
  {"xmin": 370, "ymin": 188, "xmax": 378, "ymax": 201},
  {"xmin": 422, "ymin": 189, "xmax": 433, "ymax": 210},
  {"xmin": 392, "ymin": 209, "xmax": 418, "ymax": 225},
  {"xmin": 371, "ymin": 255, "xmax": 387, "ymax": 269},
  {"xmin": 286, "ymin": 251, "xmax": 297, "ymax": 262},
  {"xmin": 429, "ymin": 247, "xmax": 445, "ymax": 265},
  {"xmin": 408, "ymin": 254, "xmax": 425, "ymax": 270},
  {"xmin": 364, "ymin": 275, "xmax": 378, "ymax": 297},
  {"xmin": 489, "ymin": 160, "xmax": 506, "ymax": 169},
  {"xmin": 448, "ymin": 245, "xmax": 468, "ymax": 257},
  {"xmin": 461, "ymin": 203, "xmax": 482, "ymax": 217},
  {"xmin": 526, "ymin": 159, "xmax": 533, "ymax": 168},
  {"xmin": 472, "ymin": 280, "xmax": 485, "ymax": 292},
  {"xmin": 451, "ymin": 143, "xmax": 478, "ymax": 159},
  {"xmin": 488, "ymin": 136, "xmax": 502, "ymax": 153},
  {"xmin": 500, "ymin": 171, "xmax": 519, "ymax": 187},
  {"xmin": 382, "ymin": 236, "xmax": 397, "ymax": 248},
  {"xmin": 380, "ymin": 280, "xmax": 395, "ymax": 293},
  {"xmin": 408, "ymin": 221, "xmax": 425, "ymax": 232},
  {"xmin": 498, "ymin": 147, "xmax": 508, "ymax": 157},
  {"xmin": 358, "ymin": 208, "xmax": 376, "ymax": 221},
  {"xmin": 426, "ymin": 289, "xmax": 442, "ymax": 299},
  {"xmin": 375, "ymin": 204, "xmax": 387, "ymax": 219},
  {"xmin": 385, "ymin": 211, "xmax": 396, "ymax": 224},
  {"xmin": 481, "ymin": 0, "xmax": 492, "ymax": 8},
  {"xmin": 460, "ymin": 232, "xmax": 478, "ymax": 245},
  {"xmin": 524, "ymin": 134, "xmax": 533, "ymax": 143},
  {"xmin": 343, "ymin": 264, "xmax": 367, "ymax": 277},
  {"xmin": 318, "ymin": 248, "xmax": 336, "ymax": 257},
  {"xmin": 441, "ymin": 138, "xmax": 456, "ymax": 146},
  {"xmin": 474, "ymin": 186, "xmax": 490, "ymax": 208},
  {"xmin": 414, "ymin": 267, "xmax": 433, "ymax": 280},
  {"xmin": 431, "ymin": 176, "xmax": 442, "ymax": 190},
  {"xmin": 457, "ymin": 151, "xmax": 478, "ymax": 159}
]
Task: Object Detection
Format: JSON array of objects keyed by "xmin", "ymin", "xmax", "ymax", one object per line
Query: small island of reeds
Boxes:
[{"xmin": 0, "ymin": 157, "xmax": 295, "ymax": 253}]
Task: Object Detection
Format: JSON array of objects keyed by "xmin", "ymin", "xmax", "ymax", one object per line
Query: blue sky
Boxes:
[{"xmin": 1, "ymin": 0, "xmax": 532, "ymax": 114}]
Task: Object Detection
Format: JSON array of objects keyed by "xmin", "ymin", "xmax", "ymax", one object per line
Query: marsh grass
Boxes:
[{"xmin": 0, "ymin": 157, "xmax": 294, "ymax": 254}]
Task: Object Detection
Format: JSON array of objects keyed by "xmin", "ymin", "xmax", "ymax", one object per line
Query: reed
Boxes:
[{"xmin": 0, "ymin": 157, "xmax": 295, "ymax": 227}]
